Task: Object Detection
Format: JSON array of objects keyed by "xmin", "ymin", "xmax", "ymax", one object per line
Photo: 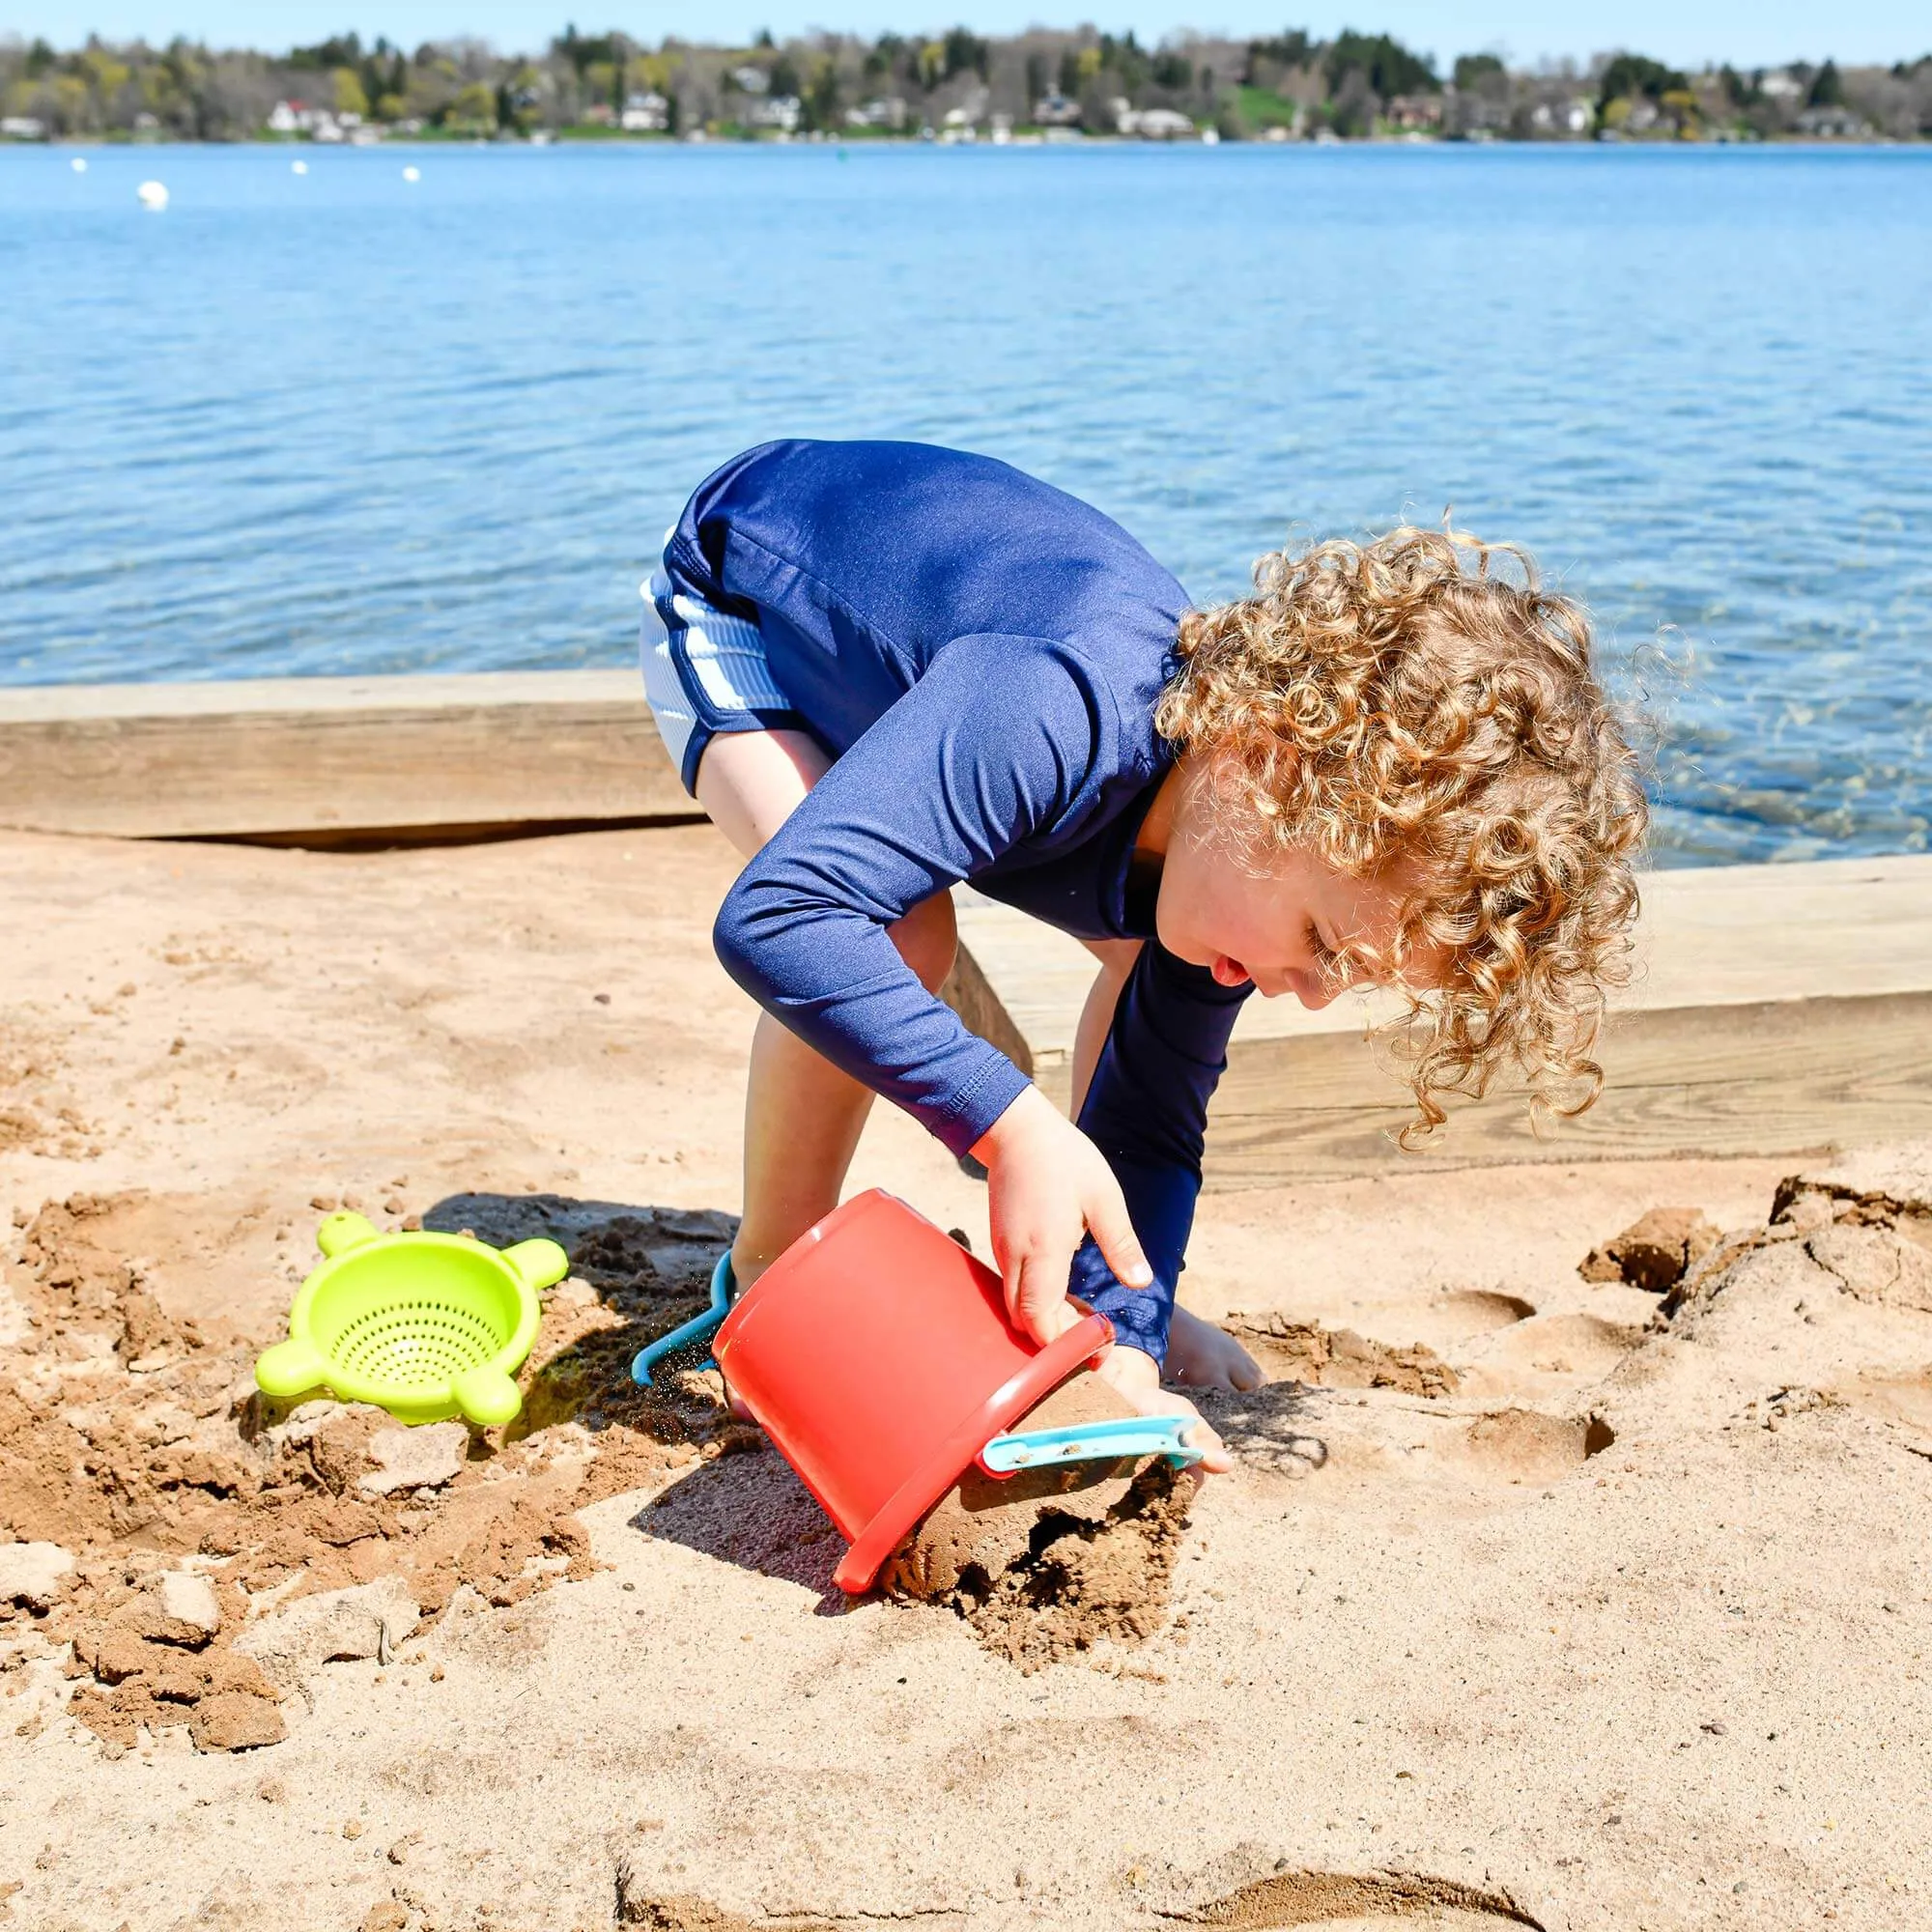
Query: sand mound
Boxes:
[
  {"xmin": 1594, "ymin": 1147, "xmax": 1932, "ymax": 1469},
  {"xmin": 1658, "ymin": 1145, "xmax": 1932, "ymax": 1323},
  {"xmin": 5, "ymin": 1187, "xmax": 1206, "ymax": 1746},
  {"xmin": 1193, "ymin": 1866, "xmax": 1544, "ymax": 1927},
  {"xmin": 1226, "ymin": 1315, "xmax": 1460, "ymax": 1398},
  {"xmin": 885, "ymin": 1371, "xmax": 1195, "ymax": 1669},
  {"xmin": 0, "ymin": 1190, "xmax": 747, "ymax": 1752}
]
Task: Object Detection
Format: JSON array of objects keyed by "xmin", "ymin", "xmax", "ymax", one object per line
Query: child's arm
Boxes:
[
  {"xmin": 707, "ymin": 632, "xmax": 1155, "ymax": 1301},
  {"xmin": 1065, "ymin": 940, "xmax": 1249, "ymax": 1361}
]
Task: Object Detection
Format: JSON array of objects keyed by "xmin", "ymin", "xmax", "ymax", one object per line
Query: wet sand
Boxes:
[{"xmin": 1, "ymin": 822, "xmax": 1927, "ymax": 1931}]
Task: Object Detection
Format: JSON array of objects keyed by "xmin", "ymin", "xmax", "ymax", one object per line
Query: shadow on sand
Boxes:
[
  {"xmin": 414, "ymin": 1189, "xmax": 742, "ymax": 1440},
  {"xmin": 418, "ymin": 1192, "xmax": 848, "ymax": 1605},
  {"xmin": 1193, "ymin": 1375, "xmax": 1331, "ymax": 1478},
  {"xmin": 633, "ymin": 1447, "xmax": 850, "ymax": 1609},
  {"xmin": 421, "ymin": 1189, "xmax": 737, "ymax": 1300},
  {"xmin": 412, "ymin": 1195, "xmax": 1328, "ymax": 1602}
]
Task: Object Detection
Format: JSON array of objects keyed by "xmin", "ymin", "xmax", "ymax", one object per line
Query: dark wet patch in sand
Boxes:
[
  {"xmin": 900, "ymin": 1459, "xmax": 1192, "ymax": 1672},
  {"xmin": 885, "ymin": 1371, "xmax": 1194, "ymax": 1669}
]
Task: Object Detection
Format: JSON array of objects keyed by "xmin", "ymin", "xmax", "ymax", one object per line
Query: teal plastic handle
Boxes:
[
  {"xmin": 979, "ymin": 1413, "xmax": 1206, "ymax": 1476},
  {"xmin": 631, "ymin": 1252, "xmax": 734, "ymax": 1388}
]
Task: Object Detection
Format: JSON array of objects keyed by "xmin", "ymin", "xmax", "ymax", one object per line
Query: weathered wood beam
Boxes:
[
  {"xmin": 959, "ymin": 854, "xmax": 1932, "ymax": 1179},
  {"xmin": 1197, "ymin": 989, "xmax": 1932, "ymax": 1186},
  {"xmin": 5, "ymin": 675, "xmax": 1926, "ymax": 1177},
  {"xmin": 0, "ymin": 672, "xmax": 691, "ymax": 841}
]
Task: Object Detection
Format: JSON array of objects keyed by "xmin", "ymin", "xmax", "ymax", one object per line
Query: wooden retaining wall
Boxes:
[
  {"xmin": 955, "ymin": 852, "xmax": 1932, "ymax": 1182},
  {"xmin": 0, "ymin": 672, "xmax": 690, "ymax": 843},
  {"xmin": 4, "ymin": 673, "xmax": 1926, "ymax": 1179}
]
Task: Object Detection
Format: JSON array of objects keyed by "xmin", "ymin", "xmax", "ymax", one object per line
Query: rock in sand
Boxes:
[
  {"xmin": 359, "ymin": 1421, "xmax": 469, "ymax": 1496},
  {"xmin": 150, "ymin": 1569, "xmax": 221, "ymax": 1643}
]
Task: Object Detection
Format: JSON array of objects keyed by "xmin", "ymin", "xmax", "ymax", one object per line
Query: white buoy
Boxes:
[
  {"xmin": 136, "ymin": 180, "xmax": 169, "ymax": 211},
  {"xmin": 292, "ymin": 158, "xmax": 309, "ymax": 175},
  {"xmin": 71, "ymin": 156, "xmax": 88, "ymax": 173},
  {"xmin": 401, "ymin": 164, "xmax": 421, "ymax": 183}
]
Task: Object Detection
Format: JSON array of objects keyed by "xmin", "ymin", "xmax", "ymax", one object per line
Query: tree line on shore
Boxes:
[{"xmin": 3, "ymin": 23, "xmax": 1928, "ymax": 146}]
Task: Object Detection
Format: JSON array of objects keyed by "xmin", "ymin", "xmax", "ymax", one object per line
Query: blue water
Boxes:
[{"xmin": 2, "ymin": 141, "xmax": 1928, "ymax": 865}]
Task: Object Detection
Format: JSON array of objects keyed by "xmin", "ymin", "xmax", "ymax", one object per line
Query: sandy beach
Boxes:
[{"xmin": 2, "ymin": 820, "xmax": 1928, "ymax": 1932}]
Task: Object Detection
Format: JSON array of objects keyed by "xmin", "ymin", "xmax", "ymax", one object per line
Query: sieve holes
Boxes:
[{"xmin": 330, "ymin": 1297, "xmax": 507, "ymax": 1386}]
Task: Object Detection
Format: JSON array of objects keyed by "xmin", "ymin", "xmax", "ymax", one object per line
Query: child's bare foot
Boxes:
[{"xmin": 1164, "ymin": 1305, "xmax": 1264, "ymax": 1392}]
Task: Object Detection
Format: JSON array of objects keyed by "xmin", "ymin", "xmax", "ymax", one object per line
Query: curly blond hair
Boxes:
[{"xmin": 1155, "ymin": 526, "xmax": 1648, "ymax": 1145}]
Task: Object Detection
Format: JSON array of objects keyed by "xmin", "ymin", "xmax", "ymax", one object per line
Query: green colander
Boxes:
[{"xmin": 253, "ymin": 1211, "xmax": 568, "ymax": 1428}]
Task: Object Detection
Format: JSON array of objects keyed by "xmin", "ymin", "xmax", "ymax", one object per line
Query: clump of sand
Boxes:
[
  {"xmin": 1225, "ymin": 1312, "xmax": 1460, "ymax": 1398},
  {"xmin": 1578, "ymin": 1206, "xmax": 1722, "ymax": 1293},
  {"xmin": 0, "ymin": 1015, "xmax": 99, "ymax": 1162},
  {"xmin": 1191, "ymin": 1865, "xmax": 1543, "ymax": 1927},
  {"xmin": 885, "ymin": 1370, "xmax": 1196, "ymax": 1669},
  {"xmin": 0, "ymin": 1190, "xmax": 746, "ymax": 1752}
]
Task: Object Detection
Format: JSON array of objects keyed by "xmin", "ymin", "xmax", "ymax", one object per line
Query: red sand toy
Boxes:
[{"xmin": 712, "ymin": 1188, "xmax": 1200, "ymax": 1594}]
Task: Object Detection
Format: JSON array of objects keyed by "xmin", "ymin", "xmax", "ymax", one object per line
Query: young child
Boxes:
[{"xmin": 640, "ymin": 440, "xmax": 1646, "ymax": 1469}]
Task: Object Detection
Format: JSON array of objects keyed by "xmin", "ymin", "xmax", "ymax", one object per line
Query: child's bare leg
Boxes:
[
  {"xmin": 694, "ymin": 729, "xmax": 957, "ymax": 1292},
  {"xmin": 731, "ymin": 893, "xmax": 954, "ymax": 1286},
  {"xmin": 1069, "ymin": 937, "xmax": 1142, "ymax": 1120},
  {"xmin": 1072, "ymin": 937, "xmax": 1263, "ymax": 1396}
]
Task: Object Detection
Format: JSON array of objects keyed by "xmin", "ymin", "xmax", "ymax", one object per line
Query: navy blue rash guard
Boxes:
[{"xmin": 671, "ymin": 440, "xmax": 1253, "ymax": 1361}]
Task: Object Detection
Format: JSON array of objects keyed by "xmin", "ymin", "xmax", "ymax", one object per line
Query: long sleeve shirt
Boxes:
[{"xmin": 669, "ymin": 440, "xmax": 1252, "ymax": 1360}]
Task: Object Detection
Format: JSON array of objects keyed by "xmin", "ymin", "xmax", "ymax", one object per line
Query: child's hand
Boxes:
[
  {"xmin": 1095, "ymin": 1343, "xmax": 1234, "ymax": 1474},
  {"xmin": 970, "ymin": 1085, "xmax": 1152, "ymax": 1351}
]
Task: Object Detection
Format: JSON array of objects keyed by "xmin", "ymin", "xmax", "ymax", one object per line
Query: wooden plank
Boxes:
[
  {"xmin": 936, "ymin": 934, "xmax": 1034, "ymax": 1078},
  {"xmin": 1197, "ymin": 990, "xmax": 1932, "ymax": 1187},
  {"xmin": 956, "ymin": 853, "xmax": 1932, "ymax": 1065},
  {"xmin": 0, "ymin": 672, "xmax": 690, "ymax": 839},
  {"xmin": 955, "ymin": 855, "xmax": 1932, "ymax": 1178},
  {"xmin": 4, "ymin": 676, "xmax": 1926, "ymax": 1174}
]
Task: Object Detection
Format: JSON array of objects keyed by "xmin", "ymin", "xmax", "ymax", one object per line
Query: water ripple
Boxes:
[{"xmin": 1, "ymin": 140, "xmax": 1928, "ymax": 864}]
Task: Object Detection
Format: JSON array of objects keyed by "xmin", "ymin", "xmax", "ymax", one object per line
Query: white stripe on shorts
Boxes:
[
  {"xmin": 639, "ymin": 561, "xmax": 794, "ymax": 785},
  {"xmin": 675, "ymin": 588, "xmax": 789, "ymax": 714},
  {"xmin": 639, "ymin": 571, "xmax": 698, "ymax": 779}
]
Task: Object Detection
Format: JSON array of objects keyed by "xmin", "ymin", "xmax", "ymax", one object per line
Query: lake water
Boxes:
[{"xmin": 2, "ymin": 140, "xmax": 1928, "ymax": 865}]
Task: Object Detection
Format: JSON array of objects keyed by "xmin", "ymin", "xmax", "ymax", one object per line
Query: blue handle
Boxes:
[
  {"xmin": 631, "ymin": 1252, "xmax": 734, "ymax": 1388},
  {"xmin": 979, "ymin": 1413, "xmax": 1205, "ymax": 1475}
]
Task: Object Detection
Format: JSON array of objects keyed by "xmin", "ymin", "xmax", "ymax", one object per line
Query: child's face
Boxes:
[{"xmin": 1153, "ymin": 777, "xmax": 1435, "ymax": 1006}]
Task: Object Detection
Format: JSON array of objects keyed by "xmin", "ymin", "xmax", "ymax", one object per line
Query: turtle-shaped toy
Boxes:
[{"xmin": 254, "ymin": 1211, "xmax": 568, "ymax": 1427}]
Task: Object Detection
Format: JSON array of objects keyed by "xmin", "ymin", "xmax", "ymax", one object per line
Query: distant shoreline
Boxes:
[
  {"xmin": 7, "ymin": 129, "xmax": 1926, "ymax": 151},
  {"xmin": 6, "ymin": 32, "xmax": 1926, "ymax": 151}
]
